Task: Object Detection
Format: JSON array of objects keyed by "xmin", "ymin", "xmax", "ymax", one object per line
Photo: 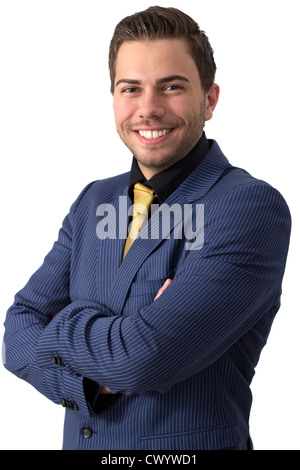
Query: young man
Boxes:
[{"xmin": 3, "ymin": 7, "xmax": 291, "ymax": 450}]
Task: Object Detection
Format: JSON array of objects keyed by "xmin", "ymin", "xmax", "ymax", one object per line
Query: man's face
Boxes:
[{"xmin": 113, "ymin": 38, "xmax": 219, "ymax": 179}]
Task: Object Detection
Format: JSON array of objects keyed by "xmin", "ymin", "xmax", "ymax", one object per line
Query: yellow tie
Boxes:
[{"xmin": 123, "ymin": 182, "xmax": 157, "ymax": 259}]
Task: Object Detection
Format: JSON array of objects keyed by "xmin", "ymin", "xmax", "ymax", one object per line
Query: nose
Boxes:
[{"xmin": 138, "ymin": 90, "xmax": 165, "ymax": 120}]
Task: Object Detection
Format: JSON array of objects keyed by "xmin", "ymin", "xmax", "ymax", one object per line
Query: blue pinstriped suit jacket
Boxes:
[{"xmin": 3, "ymin": 140, "xmax": 291, "ymax": 450}]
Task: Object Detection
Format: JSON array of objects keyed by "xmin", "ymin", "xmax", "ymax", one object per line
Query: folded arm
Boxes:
[
  {"xmin": 3, "ymin": 184, "xmax": 97, "ymax": 416},
  {"xmin": 4, "ymin": 182, "xmax": 289, "ymax": 400},
  {"xmin": 98, "ymin": 278, "xmax": 172, "ymax": 396},
  {"xmin": 3, "ymin": 181, "xmax": 291, "ymax": 410}
]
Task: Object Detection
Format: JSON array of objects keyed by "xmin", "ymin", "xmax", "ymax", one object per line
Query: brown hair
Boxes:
[{"xmin": 109, "ymin": 6, "xmax": 216, "ymax": 93}]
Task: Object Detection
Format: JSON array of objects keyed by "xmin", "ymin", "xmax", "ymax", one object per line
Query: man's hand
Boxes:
[
  {"xmin": 100, "ymin": 386, "xmax": 112, "ymax": 394},
  {"xmin": 154, "ymin": 278, "xmax": 172, "ymax": 300}
]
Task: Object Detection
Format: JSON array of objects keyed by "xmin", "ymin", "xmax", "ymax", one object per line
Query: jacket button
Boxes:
[
  {"xmin": 51, "ymin": 355, "xmax": 58, "ymax": 365},
  {"xmin": 81, "ymin": 426, "xmax": 92, "ymax": 439},
  {"xmin": 51, "ymin": 355, "xmax": 65, "ymax": 366},
  {"xmin": 57, "ymin": 357, "xmax": 65, "ymax": 367},
  {"xmin": 61, "ymin": 398, "xmax": 67, "ymax": 407}
]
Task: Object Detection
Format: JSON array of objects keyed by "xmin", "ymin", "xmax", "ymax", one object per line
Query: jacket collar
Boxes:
[{"xmin": 174, "ymin": 140, "xmax": 230, "ymax": 204}]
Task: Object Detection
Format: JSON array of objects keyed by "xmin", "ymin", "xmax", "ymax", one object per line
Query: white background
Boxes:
[{"xmin": 0, "ymin": 0, "xmax": 299, "ymax": 450}]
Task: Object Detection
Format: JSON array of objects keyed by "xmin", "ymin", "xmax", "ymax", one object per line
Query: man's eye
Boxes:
[
  {"xmin": 122, "ymin": 87, "xmax": 137, "ymax": 93},
  {"xmin": 165, "ymin": 85, "xmax": 181, "ymax": 91}
]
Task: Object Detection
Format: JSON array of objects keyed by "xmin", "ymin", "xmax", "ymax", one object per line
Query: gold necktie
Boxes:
[{"xmin": 123, "ymin": 182, "xmax": 157, "ymax": 259}]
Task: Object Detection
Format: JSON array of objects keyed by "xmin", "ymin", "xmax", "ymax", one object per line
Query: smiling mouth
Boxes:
[
  {"xmin": 133, "ymin": 128, "xmax": 175, "ymax": 144},
  {"xmin": 137, "ymin": 129, "xmax": 172, "ymax": 140}
]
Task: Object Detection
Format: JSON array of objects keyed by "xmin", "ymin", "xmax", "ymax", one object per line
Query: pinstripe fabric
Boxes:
[{"xmin": 3, "ymin": 141, "xmax": 291, "ymax": 450}]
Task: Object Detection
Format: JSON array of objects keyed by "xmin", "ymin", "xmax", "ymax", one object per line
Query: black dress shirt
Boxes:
[{"xmin": 128, "ymin": 132, "xmax": 210, "ymax": 204}]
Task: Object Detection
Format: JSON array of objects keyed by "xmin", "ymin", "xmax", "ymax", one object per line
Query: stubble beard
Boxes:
[{"xmin": 119, "ymin": 103, "xmax": 207, "ymax": 173}]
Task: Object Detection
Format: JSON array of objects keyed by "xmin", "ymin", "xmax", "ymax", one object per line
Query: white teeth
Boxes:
[{"xmin": 138, "ymin": 129, "xmax": 170, "ymax": 139}]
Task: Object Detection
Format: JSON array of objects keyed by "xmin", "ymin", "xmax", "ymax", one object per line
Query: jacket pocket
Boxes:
[{"xmin": 140, "ymin": 424, "xmax": 241, "ymax": 450}]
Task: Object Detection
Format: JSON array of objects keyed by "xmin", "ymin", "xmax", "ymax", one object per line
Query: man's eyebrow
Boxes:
[
  {"xmin": 115, "ymin": 75, "xmax": 190, "ymax": 88},
  {"xmin": 115, "ymin": 79, "xmax": 141, "ymax": 88},
  {"xmin": 156, "ymin": 75, "xmax": 190, "ymax": 85}
]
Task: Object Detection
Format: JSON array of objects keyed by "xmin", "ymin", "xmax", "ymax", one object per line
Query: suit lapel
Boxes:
[
  {"xmin": 96, "ymin": 184, "xmax": 130, "ymax": 305},
  {"xmin": 105, "ymin": 141, "xmax": 230, "ymax": 314}
]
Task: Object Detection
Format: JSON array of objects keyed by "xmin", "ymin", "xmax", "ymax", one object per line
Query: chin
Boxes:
[{"xmin": 136, "ymin": 153, "xmax": 177, "ymax": 170}]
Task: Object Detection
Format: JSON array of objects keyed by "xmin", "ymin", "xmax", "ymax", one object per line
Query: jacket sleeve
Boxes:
[
  {"xmin": 3, "ymin": 183, "xmax": 101, "ymax": 417},
  {"xmin": 33, "ymin": 182, "xmax": 291, "ymax": 395}
]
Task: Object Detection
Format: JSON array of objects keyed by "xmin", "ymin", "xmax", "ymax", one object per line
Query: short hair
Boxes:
[{"xmin": 109, "ymin": 6, "xmax": 216, "ymax": 93}]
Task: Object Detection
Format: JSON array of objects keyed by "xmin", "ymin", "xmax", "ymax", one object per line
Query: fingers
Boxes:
[{"xmin": 154, "ymin": 278, "xmax": 172, "ymax": 300}]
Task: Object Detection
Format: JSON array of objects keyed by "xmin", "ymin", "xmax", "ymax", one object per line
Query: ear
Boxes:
[{"xmin": 205, "ymin": 83, "xmax": 220, "ymax": 121}]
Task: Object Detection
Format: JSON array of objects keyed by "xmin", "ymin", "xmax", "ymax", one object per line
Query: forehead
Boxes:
[{"xmin": 115, "ymin": 38, "xmax": 199, "ymax": 84}]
